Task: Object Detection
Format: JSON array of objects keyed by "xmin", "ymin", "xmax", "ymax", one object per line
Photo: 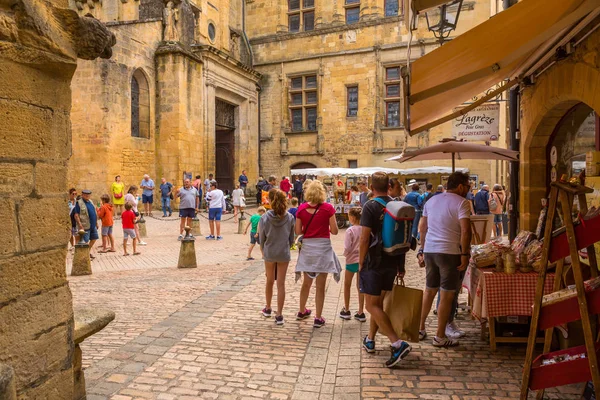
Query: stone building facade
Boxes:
[
  {"xmin": 247, "ymin": 0, "xmax": 508, "ymax": 187},
  {"xmin": 69, "ymin": 0, "xmax": 260, "ymax": 195},
  {"xmin": 68, "ymin": 0, "xmax": 508, "ymax": 197}
]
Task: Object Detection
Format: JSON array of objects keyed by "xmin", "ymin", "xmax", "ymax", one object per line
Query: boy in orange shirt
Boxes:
[{"xmin": 97, "ymin": 194, "xmax": 115, "ymax": 252}]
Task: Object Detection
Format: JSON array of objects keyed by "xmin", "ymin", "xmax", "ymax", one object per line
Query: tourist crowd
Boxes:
[{"xmin": 68, "ymin": 169, "xmax": 504, "ymax": 369}]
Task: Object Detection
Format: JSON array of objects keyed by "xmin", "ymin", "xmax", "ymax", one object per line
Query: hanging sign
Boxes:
[{"xmin": 452, "ymin": 103, "xmax": 500, "ymax": 141}]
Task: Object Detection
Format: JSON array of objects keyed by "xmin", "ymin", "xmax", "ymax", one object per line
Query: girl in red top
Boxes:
[{"xmin": 295, "ymin": 180, "xmax": 342, "ymax": 328}]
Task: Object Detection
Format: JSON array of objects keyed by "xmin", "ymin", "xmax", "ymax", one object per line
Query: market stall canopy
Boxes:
[
  {"xmin": 290, "ymin": 166, "xmax": 468, "ymax": 177},
  {"xmin": 385, "ymin": 140, "xmax": 519, "ymax": 171},
  {"xmin": 404, "ymin": 0, "xmax": 600, "ymax": 135}
]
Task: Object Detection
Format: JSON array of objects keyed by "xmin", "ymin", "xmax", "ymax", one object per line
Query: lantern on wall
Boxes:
[{"xmin": 425, "ymin": 0, "xmax": 463, "ymax": 45}]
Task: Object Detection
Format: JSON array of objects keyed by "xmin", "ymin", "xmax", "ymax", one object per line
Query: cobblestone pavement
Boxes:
[{"xmin": 68, "ymin": 210, "xmax": 582, "ymax": 399}]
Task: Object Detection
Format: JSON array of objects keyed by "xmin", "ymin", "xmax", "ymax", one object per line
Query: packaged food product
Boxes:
[
  {"xmin": 504, "ymin": 251, "xmax": 517, "ymax": 274},
  {"xmin": 511, "ymin": 231, "xmax": 535, "ymax": 255}
]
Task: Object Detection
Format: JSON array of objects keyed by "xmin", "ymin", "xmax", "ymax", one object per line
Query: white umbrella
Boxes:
[{"xmin": 385, "ymin": 139, "xmax": 519, "ymax": 171}]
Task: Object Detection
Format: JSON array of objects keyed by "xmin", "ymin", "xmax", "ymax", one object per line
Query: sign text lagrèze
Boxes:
[{"xmin": 452, "ymin": 103, "xmax": 500, "ymax": 141}]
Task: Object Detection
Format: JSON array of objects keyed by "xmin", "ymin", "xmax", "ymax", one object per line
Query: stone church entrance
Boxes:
[{"xmin": 215, "ymin": 99, "xmax": 236, "ymax": 193}]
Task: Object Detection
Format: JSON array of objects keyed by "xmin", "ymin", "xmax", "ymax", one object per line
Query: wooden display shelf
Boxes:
[
  {"xmin": 530, "ymin": 342, "xmax": 600, "ymax": 391},
  {"xmin": 539, "ymin": 285, "xmax": 600, "ymax": 330},
  {"xmin": 549, "ymin": 215, "xmax": 600, "ymax": 263}
]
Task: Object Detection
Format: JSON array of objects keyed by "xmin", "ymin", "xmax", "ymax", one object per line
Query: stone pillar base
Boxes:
[
  {"xmin": 72, "ymin": 345, "xmax": 85, "ymax": 400},
  {"xmin": 71, "ymin": 245, "xmax": 92, "ymax": 276},
  {"xmin": 177, "ymin": 240, "xmax": 197, "ymax": 268},
  {"xmin": 191, "ymin": 218, "xmax": 201, "ymax": 235},
  {"xmin": 138, "ymin": 220, "xmax": 147, "ymax": 238}
]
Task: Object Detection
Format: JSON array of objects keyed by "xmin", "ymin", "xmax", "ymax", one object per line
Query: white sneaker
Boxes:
[
  {"xmin": 445, "ymin": 321, "xmax": 466, "ymax": 339},
  {"xmin": 138, "ymin": 241, "xmax": 148, "ymax": 246},
  {"xmin": 432, "ymin": 336, "xmax": 459, "ymax": 348}
]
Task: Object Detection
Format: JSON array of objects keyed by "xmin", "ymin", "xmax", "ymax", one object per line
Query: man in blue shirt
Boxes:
[
  {"xmin": 293, "ymin": 177, "xmax": 304, "ymax": 203},
  {"xmin": 140, "ymin": 174, "xmax": 155, "ymax": 216},
  {"xmin": 359, "ymin": 180, "xmax": 370, "ymax": 206},
  {"xmin": 474, "ymin": 185, "xmax": 490, "ymax": 215},
  {"xmin": 73, "ymin": 189, "xmax": 99, "ymax": 258},
  {"xmin": 404, "ymin": 183, "xmax": 423, "ymax": 239},
  {"xmin": 159, "ymin": 177, "xmax": 173, "ymax": 217},
  {"xmin": 239, "ymin": 170, "xmax": 249, "ymax": 193}
]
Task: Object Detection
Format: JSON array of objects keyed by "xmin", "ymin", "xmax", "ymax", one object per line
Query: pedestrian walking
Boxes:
[
  {"xmin": 474, "ymin": 184, "xmax": 490, "ymax": 215},
  {"xmin": 340, "ymin": 207, "xmax": 365, "ymax": 322},
  {"xmin": 261, "ymin": 176, "xmax": 278, "ymax": 208},
  {"xmin": 388, "ymin": 178, "xmax": 405, "ymax": 201},
  {"xmin": 232, "ymin": 184, "xmax": 245, "ymax": 223},
  {"xmin": 418, "ymin": 171, "xmax": 472, "ymax": 347},
  {"xmin": 193, "ymin": 175, "xmax": 202, "ymax": 191},
  {"xmin": 68, "ymin": 188, "xmax": 77, "ymax": 248},
  {"xmin": 348, "ymin": 185, "xmax": 361, "ymax": 204},
  {"xmin": 288, "ymin": 197, "xmax": 299, "ymax": 218},
  {"xmin": 295, "ymin": 180, "xmax": 341, "ymax": 328},
  {"xmin": 293, "ymin": 177, "xmax": 304, "ymax": 203},
  {"xmin": 206, "ymin": 181, "xmax": 226, "ymax": 240},
  {"xmin": 124, "ymin": 185, "xmax": 146, "ymax": 245},
  {"xmin": 359, "ymin": 172, "xmax": 412, "ymax": 368},
  {"xmin": 72, "ymin": 189, "xmax": 99, "ymax": 259},
  {"xmin": 280, "ymin": 176, "xmax": 291, "ymax": 197},
  {"xmin": 358, "ymin": 180, "xmax": 370, "ymax": 206},
  {"xmin": 176, "ymin": 179, "xmax": 199, "ymax": 240},
  {"xmin": 259, "ymin": 189, "xmax": 296, "ymax": 325},
  {"xmin": 97, "ymin": 194, "xmax": 115, "ymax": 253},
  {"xmin": 256, "ymin": 175, "xmax": 267, "ymax": 205},
  {"xmin": 239, "ymin": 170, "xmax": 249, "ymax": 193},
  {"xmin": 244, "ymin": 206, "xmax": 265, "ymax": 260},
  {"xmin": 121, "ymin": 203, "xmax": 140, "ymax": 256},
  {"xmin": 159, "ymin": 177, "xmax": 173, "ymax": 217},
  {"xmin": 140, "ymin": 174, "xmax": 155, "ymax": 217},
  {"xmin": 490, "ymin": 184, "xmax": 506, "ymax": 237},
  {"xmin": 111, "ymin": 175, "xmax": 125, "ymax": 216},
  {"xmin": 404, "ymin": 183, "xmax": 423, "ymax": 240}
]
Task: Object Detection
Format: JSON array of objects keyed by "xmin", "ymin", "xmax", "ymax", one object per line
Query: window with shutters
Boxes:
[
  {"xmin": 347, "ymin": 85, "xmax": 358, "ymax": 117},
  {"xmin": 288, "ymin": 0, "xmax": 315, "ymax": 32},
  {"xmin": 384, "ymin": 0, "xmax": 399, "ymax": 16},
  {"xmin": 131, "ymin": 69, "xmax": 150, "ymax": 139},
  {"xmin": 345, "ymin": 0, "xmax": 360, "ymax": 24},
  {"xmin": 289, "ymin": 75, "xmax": 318, "ymax": 132},
  {"xmin": 384, "ymin": 66, "xmax": 401, "ymax": 127}
]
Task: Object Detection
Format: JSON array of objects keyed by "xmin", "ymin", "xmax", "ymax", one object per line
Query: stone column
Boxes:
[
  {"xmin": 71, "ymin": 236, "xmax": 92, "ymax": 276},
  {"xmin": 0, "ymin": 1, "xmax": 115, "ymax": 398},
  {"xmin": 205, "ymin": 80, "xmax": 217, "ymax": 175},
  {"xmin": 191, "ymin": 217, "xmax": 202, "ymax": 235},
  {"xmin": 138, "ymin": 215, "xmax": 148, "ymax": 238},
  {"xmin": 177, "ymin": 227, "xmax": 197, "ymax": 268}
]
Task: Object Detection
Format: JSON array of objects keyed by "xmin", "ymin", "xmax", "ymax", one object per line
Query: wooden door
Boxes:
[{"xmin": 216, "ymin": 129, "xmax": 234, "ymax": 193}]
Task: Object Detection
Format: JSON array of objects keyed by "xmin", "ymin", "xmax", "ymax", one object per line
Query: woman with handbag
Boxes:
[
  {"xmin": 259, "ymin": 189, "xmax": 295, "ymax": 325},
  {"xmin": 295, "ymin": 180, "xmax": 341, "ymax": 328},
  {"xmin": 111, "ymin": 175, "xmax": 125, "ymax": 216}
]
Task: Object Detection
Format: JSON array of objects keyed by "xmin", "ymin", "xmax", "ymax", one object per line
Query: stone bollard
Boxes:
[
  {"xmin": 138, "ymin": 214, "xmax": 147, "ymax": 238},
  {"xmin": 191, "ymin": 216, "xmax": 201, "ymax": 235},
  {"xmin": 237, "ymin": 209, "xmax": 247, "ymax": 234},
  {"xmin": 0, "ymin": 363, "xmax": 17, "ymax": 400},
  {"xmin": 71, "ymin": 230, "xmax": 92, "ymax": 276},
  {"xmin": 177, "ymin": 226, "xmax": 197, "ymax": 269}
]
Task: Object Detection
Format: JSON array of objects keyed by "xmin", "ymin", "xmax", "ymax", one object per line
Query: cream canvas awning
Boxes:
[{"xmin": 405, "ymin": 0, "xmax": 600, "ymax": 135}]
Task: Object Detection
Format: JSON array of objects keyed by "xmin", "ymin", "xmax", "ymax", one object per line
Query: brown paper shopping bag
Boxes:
[{"xmin": 383, "ymin": 277, "xmax": 423, "ymax": 343}]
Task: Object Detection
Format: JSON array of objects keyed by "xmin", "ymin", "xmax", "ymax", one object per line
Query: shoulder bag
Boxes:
[{"xmin": 296, "ymin": 203, "xmax": 322, "ymax": 252}]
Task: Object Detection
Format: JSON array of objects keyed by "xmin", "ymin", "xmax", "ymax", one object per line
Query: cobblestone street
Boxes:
[{"xmin": 68, "ymin": 210, "xmax": 581, "ymax": 400}]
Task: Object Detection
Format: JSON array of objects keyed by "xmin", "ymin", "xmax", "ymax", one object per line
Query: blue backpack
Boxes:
[{"xmin": 372, "ymin": 198, "xmax": 415, "ymax": 256}]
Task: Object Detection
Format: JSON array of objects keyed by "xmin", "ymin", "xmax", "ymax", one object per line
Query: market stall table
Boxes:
[{"xmin": 465, "ymin": 267, "xmax": 555, "ymax": 350}]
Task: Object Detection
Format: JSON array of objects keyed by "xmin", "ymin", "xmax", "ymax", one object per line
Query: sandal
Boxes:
[
  {"xmin": 123, "ymin": 253, "xmax": 130, "ymax": 256},
  {"xmin": 107, "ymin": 249, "xmax": 117, "ymax": 253},
  {"xmin": 133, "ymin": 252, "xmax": 141, "ymax": 255}
]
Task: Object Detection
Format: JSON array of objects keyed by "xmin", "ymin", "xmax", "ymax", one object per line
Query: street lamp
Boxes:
[{"xmin": 425, "ymin": 0, "xmax": 463, "ymax": 45}]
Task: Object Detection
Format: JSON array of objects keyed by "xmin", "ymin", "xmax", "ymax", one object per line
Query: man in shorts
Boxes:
[
  {"xmin": 418, "ymin": 171, "xmax": 472, "ymax": 347},
  {"xmin": 72, "ymin": 189, "xmax": 99, "ymax": 259},
  {"xmin": 206, "ymin": 181, "xmax": 226, "ymax": 240},
  {"xmin": 140, "ymin": 174, "xmax": 155, "ymax": 216},
  {"xmin": 176, "ymin": 178, "xmax": 199, "ymax": 241},
  {"xmin": 359, "ymin": 172, "xmax": 412, "ymax": 368}
]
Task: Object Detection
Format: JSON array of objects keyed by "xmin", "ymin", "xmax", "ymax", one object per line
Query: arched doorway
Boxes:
[{"xmin": 290, "ymin": 162, "xmax": 317, "ymax": 171}]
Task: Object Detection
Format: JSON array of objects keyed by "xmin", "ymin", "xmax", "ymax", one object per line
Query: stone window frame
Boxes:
[
  {"xmin": 289, "ymin": 74, "xmax": 318, "ymax": 132},
  {"xmin": 208, "ymin": 21, "xmax": 217, "ymax": 43},
  {"xmin": 288, "ymin": 0, "xmax": 315, "ymax": 33},
  {"xmin": 384, "ymin": 0, "xmax": 400, "ymax": 17},
  {"xmin": 346, "ymin": 84, "xmax": 358, "ymax": 118},
  {"xmin": 131, "ymin": 68, "xmax": 151, "ymax": 139},
  {"xmin": 344, "ymin": 0, "xmax": 360, "ymax": 25},
  {"xmin": 384, "ymin": 65, "xmax": 402, "ymax": 128},
  {"xmin": 348, "ymin": 159, "xmax": 358, "ymax": 168}
]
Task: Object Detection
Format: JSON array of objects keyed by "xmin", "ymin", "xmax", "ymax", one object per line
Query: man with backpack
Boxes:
[
  {"xmin": 417, "ymin": 172, "xmax": 472, "ymax": 347},
  {"xmin": 359, "ymin": 172, "xmax": 412, "ymax": 368},
  {"xmin": 474, "ymin": 185, "xmax": 490, "ymax": 215},
  {"xmin": 421, "ymin": 183, "xmax": 434, "ymax": 205}
]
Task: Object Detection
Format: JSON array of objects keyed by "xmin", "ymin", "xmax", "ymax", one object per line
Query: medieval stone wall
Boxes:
[{"xmin": 69, "ymin": 20, "xmax": 162, "ymax": 197}]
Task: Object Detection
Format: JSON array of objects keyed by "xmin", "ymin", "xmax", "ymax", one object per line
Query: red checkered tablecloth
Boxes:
[{"xmin": 471, "ymin": 269, "xmax": 555, "ymax": 320}]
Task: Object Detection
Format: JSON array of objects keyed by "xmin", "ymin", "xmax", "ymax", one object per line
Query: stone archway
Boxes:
[{"xmin": 519, "ymin": 48, "xmax": 600, "ymax": 231}]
